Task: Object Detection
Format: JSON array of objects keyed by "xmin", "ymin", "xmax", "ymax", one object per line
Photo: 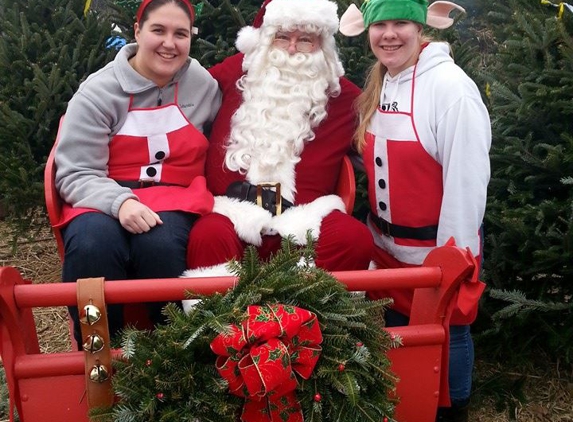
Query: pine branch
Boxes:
[{"xmin": 490, "ymin": 288, "xmax": 573, "ymax": 320}]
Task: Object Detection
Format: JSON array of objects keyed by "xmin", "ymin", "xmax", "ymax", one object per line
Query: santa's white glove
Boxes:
[
  {"xmin": 213, "ymin": 195, "xmax": 273, "ymax": 246},
  {"xmin": 268, "ymin": 195, "xmax": 346, "ymax": 245}
]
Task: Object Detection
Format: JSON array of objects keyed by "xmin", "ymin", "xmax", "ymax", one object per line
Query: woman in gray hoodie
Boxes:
[{"xmin": 54, "ymin": 0, "xmax": 221, "ymax": 348}]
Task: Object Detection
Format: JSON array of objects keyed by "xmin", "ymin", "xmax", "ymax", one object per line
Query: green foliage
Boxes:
[
  {"xmin": 475, "ymin": 0, "xmax": 573, "ymax": 365},
  {"xmin": 0, "ymin": 0, "xmax": 117, "ymax": 234},
  {"xmin": 0, "ymin": 365, "xmax": 19, "ymax": 421},
  {"xmin": 192, "ymin": 0, "xmax": 253, "ymax": 67},
  {"xmin": 91, "ymin": 239, "xmax": 396, "ymax": 421},
  {"xmin": 483, "ymin": 289, "xmax": 573, "ymax": 364}
]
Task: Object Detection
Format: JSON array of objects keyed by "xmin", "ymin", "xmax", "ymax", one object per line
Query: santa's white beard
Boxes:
[{"xmin": 224, "ymin": 48, "xmax": 333, "ymax": 202}]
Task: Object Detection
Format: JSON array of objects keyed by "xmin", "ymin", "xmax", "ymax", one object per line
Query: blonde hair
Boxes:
[
  {"xmin": 353, "ymin": 34, "xmax": 433, "ymax": 153},
  {"xmin": 354, "ymin": 61, "xmax": 386, "ymax": 153}
]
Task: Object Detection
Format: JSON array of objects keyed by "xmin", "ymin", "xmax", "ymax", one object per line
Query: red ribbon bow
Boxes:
[
  {"xmin": 443, "ymin": 238, "xmax": 486, "ymax": 318},
  {"xmin": 456, "ymin": 248, "xmax": 486, "ymax": 316},
  {"xmin": 210, "ymin": 304, "xmax": 323, "ymax": 422}
]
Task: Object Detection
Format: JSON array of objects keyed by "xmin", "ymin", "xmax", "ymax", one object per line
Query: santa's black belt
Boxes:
[
  {"xmin": 369, "ymin": 213, "xmax": 438, "ymax": 241},
  {"xmin": 226, "ymin": 181, "xmax": 293, "ymax": 216},
  {"xmin": 116, "ymin": 180, "xmax": 179, "ymax": 189}
]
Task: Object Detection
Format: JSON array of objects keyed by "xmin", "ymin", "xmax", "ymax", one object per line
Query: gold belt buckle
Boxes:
[
  {"xmin": 256, "ymin": 182, "xmax": 282, "ymax": 215},
  {"xmin": 138, "ymin": 178, "xmax": 155, "ymax": 188}
]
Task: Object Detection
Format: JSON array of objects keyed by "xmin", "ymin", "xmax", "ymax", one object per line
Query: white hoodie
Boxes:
[{"xmin": 367, "ymin": 42, "xmax": 491, "ymax": 264}]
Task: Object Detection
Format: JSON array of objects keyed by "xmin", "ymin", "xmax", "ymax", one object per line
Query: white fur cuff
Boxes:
[
  {"xmin": 213, "ymin": 195, "xmax": 273, "ymax": 246},
  {"xmin": 180, "ymin": 263, "xmax": 232, "ymax": 314},
  {"xmin": 269, "ymin": 195, "xmax": 346, "ymax": 245}
]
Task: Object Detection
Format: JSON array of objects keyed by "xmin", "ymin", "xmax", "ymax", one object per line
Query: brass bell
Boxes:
[
  {"xmin": 89, "ymin": 363, "xmax": 110, "ymax": 383},
  {"xmin": 83, "ymin": 334, "xmax": 105, "ymax": 353},
  {"xmin": 80, "ymin": 304, "xmax": 101, "ymax": 325}
]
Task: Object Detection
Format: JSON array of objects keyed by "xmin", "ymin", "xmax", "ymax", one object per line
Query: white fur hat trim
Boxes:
[
  {"xmin": 263, "ymin": 0, "xmax": 339, "ymax": 36},
  {"xmin": 235, "ymin": 25, "xmax": 261, "ymax": 54}
]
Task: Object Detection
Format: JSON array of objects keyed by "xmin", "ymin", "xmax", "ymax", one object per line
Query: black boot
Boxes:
[{"xmin": 435, "ymin": 402, "xmax": 469, "ymax": 422}]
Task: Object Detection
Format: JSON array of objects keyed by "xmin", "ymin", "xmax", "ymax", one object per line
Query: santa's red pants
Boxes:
[{"xmin": 187, "ymin": 210, "xmax": 373, "ymax": 271}]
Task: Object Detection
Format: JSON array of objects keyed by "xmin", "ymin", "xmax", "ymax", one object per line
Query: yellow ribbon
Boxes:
[
  {"xmin": 541, "ymin": 0, "xmax": 573, "ymax": 19},
  {"xmin": 84, "ymin": 0, "xmax": 92, "ymax": 17}
]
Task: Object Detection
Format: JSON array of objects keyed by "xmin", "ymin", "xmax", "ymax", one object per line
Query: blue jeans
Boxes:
[
  {"xmin": 384, "ymin": 309, "xmax": 474, "ymax": 405},
  {"xmin": 62, "ymin": 211, "xmax": 196, "ymax": 347}
]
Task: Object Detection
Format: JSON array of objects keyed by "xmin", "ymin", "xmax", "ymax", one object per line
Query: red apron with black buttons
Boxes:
[
  {"xmin": 364, "ymin": 65, "xmax": 443, "ymax": 258},
  {"xmin": 364, "ymin": 63, "xmax": 443, "ymax": 316},
  {"xmin": 365, "ymin": 62, "xmax": 480, "ymax": 325},
  {"xmin": 59, "ymin": 84, "xmax": 213, "ymax": 226}
]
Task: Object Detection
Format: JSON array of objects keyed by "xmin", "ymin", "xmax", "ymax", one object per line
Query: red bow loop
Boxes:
[
  {"xmin": 210, "ymin": 324, "xmax": 247, "ymax": 356},
  {"xmin": 239, "ymin": 337, "xmax": 291, "ymax": 397},
  {"xmin": 456, "ymin": 248, "xmax": 486, "ymax": 317},
  {"xmin": 211, "ymin": 304, "xmax": 323, "ymax": 422}
]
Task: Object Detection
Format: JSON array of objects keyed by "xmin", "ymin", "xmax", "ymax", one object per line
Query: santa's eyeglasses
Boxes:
[{"xmin": 272, "ymin": 32, "xmax": 317, "ymax": 53}]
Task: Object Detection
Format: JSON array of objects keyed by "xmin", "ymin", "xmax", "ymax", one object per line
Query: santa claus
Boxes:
[{"xmin": 184, "ymin": 0, "xmax": 373, "ymax": 286}]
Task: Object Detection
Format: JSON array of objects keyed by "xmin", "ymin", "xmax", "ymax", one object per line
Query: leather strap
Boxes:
[
  {"xmin": 369, "ymin": 213, "xmax": 438, "ymax": 241},
  {"xmin": 77, "ymin": 277, "xmax": 114, "ymax": 409},
  {"xmin": 116, "ymin": 180, "xmax": 177, "ymax": 189}
]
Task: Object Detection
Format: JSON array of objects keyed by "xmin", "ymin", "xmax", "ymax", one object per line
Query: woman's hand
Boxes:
[{"xmin": 118, "ymin": 199, "xmax": 163, "ymax": 234}]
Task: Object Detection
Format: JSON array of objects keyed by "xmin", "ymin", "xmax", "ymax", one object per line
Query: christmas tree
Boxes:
[
  {"xmin": 0, "ymin": 0, "xmax": 116, "ymax": 233},
  {"xmin": 91, "ymin": 239, "xmax": 398, "ymax": 422},
  {"xmin": 478, "ymin": 0, "xmax": 573, "ymax": 363}
]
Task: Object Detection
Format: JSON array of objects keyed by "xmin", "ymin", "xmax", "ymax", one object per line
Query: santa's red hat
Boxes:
[
  {"xmin": 236, "ymin": 0, "xmax": 340, "ymax": 55},
  {"xmin": 252, "ymin": 0, "xmax": 273, "ymax": 28}
]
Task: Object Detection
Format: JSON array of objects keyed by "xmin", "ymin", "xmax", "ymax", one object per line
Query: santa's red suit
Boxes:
[{"xmin": 186, "ymin": 52, "xmax": 373, "ymax": 271}]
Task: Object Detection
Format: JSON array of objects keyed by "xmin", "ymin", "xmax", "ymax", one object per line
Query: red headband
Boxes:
[{"xmin": 136, "ymin": 0, "xmax": 195, "ymax": 24}]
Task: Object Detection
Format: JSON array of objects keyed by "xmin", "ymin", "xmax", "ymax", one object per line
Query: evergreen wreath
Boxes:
[{"xmin": 91, "ymin": 238, "xmax": 398, "ymax": 422}]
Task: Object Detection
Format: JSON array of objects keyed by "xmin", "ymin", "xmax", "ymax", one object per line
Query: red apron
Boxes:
[
  {"xmin": 58, "ymin": 84, "xmax": 213, "ymax": 227},
  {"xmin": 364, "ymin": 61, "xmax": 480, "ymax": 326}
]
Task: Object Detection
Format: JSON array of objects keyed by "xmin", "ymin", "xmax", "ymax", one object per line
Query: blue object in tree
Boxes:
[{"xmin": 106, "ymin": 36, "xmax": 127, "ymax": 50}]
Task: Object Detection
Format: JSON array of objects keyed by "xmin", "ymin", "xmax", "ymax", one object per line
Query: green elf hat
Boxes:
[
  {"xmin": 362, "ymin": 0, "xmax": 428, "ymax": 27},
  {"xmin": 340, "ymin": 0, "xmax": 466, "ymax": 36}
]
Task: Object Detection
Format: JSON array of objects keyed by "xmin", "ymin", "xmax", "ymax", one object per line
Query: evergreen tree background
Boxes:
[
  {"xmin": 472, "ymin": 0, "xmax": 573, "ymax": 366},
  {"xmin": 0, "ymin": 0, "xmax": 572, "ymax": 395},
  {"xmin": 0, "ymin": 0, "xmax": 117, "ymax": 238}
]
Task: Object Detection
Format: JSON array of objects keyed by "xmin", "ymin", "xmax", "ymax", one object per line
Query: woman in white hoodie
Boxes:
[{"xmin": 340, "ymin": 1, "xmax": 491, "ymax": 421}]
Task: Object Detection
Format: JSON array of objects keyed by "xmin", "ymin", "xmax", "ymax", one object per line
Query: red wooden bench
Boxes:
[
  {"xmin": 43, "ymin": 115, "xmax": 356, "ymax": 262},
  {"xmin": 0, "ymin": 117, "xmax": 477, "ymax": 421},
  {"xmin": 0, "ymin": 246, "xmax": 474, "ymax": 421}
]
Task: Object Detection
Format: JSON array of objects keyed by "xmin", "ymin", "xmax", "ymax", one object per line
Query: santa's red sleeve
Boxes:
[{"xmin": 206, "ymin": 54, "xmax": 247, "ymax": 195}]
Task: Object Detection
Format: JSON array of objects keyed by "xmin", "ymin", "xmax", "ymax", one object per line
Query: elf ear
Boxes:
[
  {"xmin": 339, "ymin": 4, "xmax": 366, "ymax": 36},
  {"xmin": 426, "ymin": 1, "xmax": 466, "ymax": 29},
  {"xmin": 235, "ymin": 26, "xmax": 261, "ymax": 54}
]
